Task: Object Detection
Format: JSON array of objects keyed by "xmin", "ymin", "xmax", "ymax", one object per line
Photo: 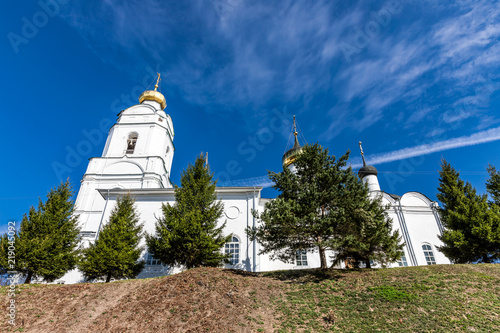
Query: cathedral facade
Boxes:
[{"xmin": 62, "ymin": 83, "xmax": 450, "ymax": 284}]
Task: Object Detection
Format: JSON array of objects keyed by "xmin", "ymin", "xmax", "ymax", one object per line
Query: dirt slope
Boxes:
[
  {"xmin": 1, "ymin": 268, "xmax": 284, "ymax": 332},
  {"xmin": 2, "ymin": 264, "xmax": 499, "ymax": 332}
]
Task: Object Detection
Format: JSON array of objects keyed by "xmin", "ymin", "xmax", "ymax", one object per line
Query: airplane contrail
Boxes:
[
  {"xmin": 351, "ymin": 125, "xmax": 500, "ymax": 168},
  {"xmin": 219, "ymin": 126, "xmax": 500, "ymax": 188}
]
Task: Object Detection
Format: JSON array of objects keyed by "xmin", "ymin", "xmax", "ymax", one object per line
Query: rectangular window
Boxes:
[
  {"xmin": 80, "ymin": 231, "xmax": 96, "ymax": 239},
  {"xmin": 295, "ymin": 250, "xmax": 308, "ymax": 266},
  {"xmin": 397, "ymin": 256, "xmax": 408, "ymax": 267},
  {"xmin": 146, "ymin": 253, "xmax": 162, "ymax": 266},
  {"xmin": 359, "ymin": 260, "xmax": 375, "ymax": 268}
]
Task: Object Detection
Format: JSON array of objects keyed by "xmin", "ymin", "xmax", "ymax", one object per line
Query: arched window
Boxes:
[
  {"xmin": 126, "ymin": 133, "xmax": 138, "ymax": 154},
  {"xmin": 225, "ymin": 236, "xmax": 240, "ymax": 265},
  {"xmin": 422, "ymin": 244, "xmax": 436, "ymax": 265}
]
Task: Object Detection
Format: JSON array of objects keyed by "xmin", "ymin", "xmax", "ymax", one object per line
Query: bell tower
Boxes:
[
  {"xmin": 74, "ymin": 74, "xmax": 175, "ymax": 238},
  {"xmin": 358, "ymin": 142, "xmax": 381, "ymax": 192}
]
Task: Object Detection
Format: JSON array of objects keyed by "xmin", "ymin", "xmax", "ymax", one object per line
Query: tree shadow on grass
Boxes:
[{"xmin": 226, "ymin": 267, "xmax": 371, "ymax": 284}]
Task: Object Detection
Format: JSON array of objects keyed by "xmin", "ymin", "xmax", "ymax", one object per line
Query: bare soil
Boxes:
[
  {"xmin": 4, "ymin": 264, "xmax": 498, "ymax": 332},
  {"xmin": 1, "ymin": 267, "xmax": 284, "ymax": 332}
]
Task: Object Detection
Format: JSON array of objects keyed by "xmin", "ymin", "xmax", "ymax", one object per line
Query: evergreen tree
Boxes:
[
  {"xmin": 331, "ymin": 189, "xmax": 404, "ymax": 268},
  {"xmin": 249, "ymin": 144, "xmax": 347, "ymax": 269},
  {"xmin": 15, "ymin": 180, "xmax": 80, "ymax": 283},
  {"xmin": 78, "ymin": 193, "xmax": 145, "ymax": 283},
  {"xmin": 437, "ymin": 160, "xmax": 500, "ymax": 263},
  {"xmin": 249, "ymin": 143, "xmax": 403, "ymax": 269},
  {"xmin": 0, "ymin": 233, "xmax": 10, "ymax": 274},
  {"xmin": 146, "ymin": 154, "xmax": 230, "ymax": 269},
  {"xmin": 485, "ymin": 164, "xmax": 500, "ymax": 259},
  {"xmin": 486, "ymin": 164, "xmax": 500, "ymax": 206}
]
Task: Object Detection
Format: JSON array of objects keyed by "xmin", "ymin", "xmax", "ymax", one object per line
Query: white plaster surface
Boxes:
[{"xmin": 60, "ymin": 98, "xmax": 451, "ymax": 284}]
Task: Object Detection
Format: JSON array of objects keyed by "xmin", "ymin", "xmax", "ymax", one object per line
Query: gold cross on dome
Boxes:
[
  {"xmin": 154, "ymin": 73, "xmax": 161, "ymax": 91},
  {"xmin": 359, "ymin": 141, "xmax": 364, "ymax": 157}
]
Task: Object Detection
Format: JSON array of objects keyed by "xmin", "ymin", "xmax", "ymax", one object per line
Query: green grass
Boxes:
[
  {"xmin": 266, "ymin": 264, "xmax": 500, "ymax": 332},
  {"xmin": 0, "ymin": 264, "xmax": 498, "ymax": 332}
]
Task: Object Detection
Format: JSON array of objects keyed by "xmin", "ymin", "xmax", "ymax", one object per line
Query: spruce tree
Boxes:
[
  {"xmin": 437, "ymin": 160, "xmax": 499, "ymax": 263},
  {"xmin": 15, "ymin": 180, "xmax": 80, "ymax": 283},
  {"xmin": 78, "ymin": 193, "xmax": 145, "ymax": 282},
  {"xmin": 0, "ymin": 233, "xmax": 10, "ymax": 274},
  {"xmin": 486, "ymin": 164, "xmax": 500, "ymax": 206},
  {"xmin": 331, "ymin": 185, "xmax": 404, "ymax": 268},
  {"xmin": 249, "ymin": 144, "xmax": 348, "ymax": 269},
  {"xmin": 146, "ymin": 154, "xmax": 230, "ymax": 269},
  {"xmin": 250, "ymin": 143, "xmax": 403, "ymax": 269},
  {"xmin": 485, "ymin": 164, "xmax": 500, "ymax": 260}
]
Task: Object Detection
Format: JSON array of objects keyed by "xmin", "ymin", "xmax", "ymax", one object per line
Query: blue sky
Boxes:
[{"xmin": 1, "ymin": 0, "xmax": 500, "ymax": 233}]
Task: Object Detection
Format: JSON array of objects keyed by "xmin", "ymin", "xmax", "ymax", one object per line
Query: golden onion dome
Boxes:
[
  {"xmin": 282, "ymin": 138, "xmax": 303, "ymax": 168},
  {"xmin": 138, "ymin": 73, "xmax": 166, "ymax": 110},
  {"xmin": 139, "ymin": 90, "xmax": 166, "ymax": 110}
]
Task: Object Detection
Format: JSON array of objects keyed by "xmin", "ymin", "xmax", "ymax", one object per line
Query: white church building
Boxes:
[{"xmin": 62, "ymin": 81, "xmax": 450, "ymax": 284}]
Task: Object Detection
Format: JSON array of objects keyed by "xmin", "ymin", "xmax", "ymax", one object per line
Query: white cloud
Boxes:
[
  {"xmin": 425, "ymin": 128, "xmax": 446, "ymax": 138},
  {"xmin": 319, "ymin": 0, "xmax": 500, "ymax": 137},
  {"xmin": 59, "ymin": 0, "xmax": 500, "ymax": 142},
  {"xmin": 406, "ymin": 105, "xmax": 438, "ymax": 127},
  {"xmin": 442, "ymin": 109, "xmax": 473, "ymax": 123}
]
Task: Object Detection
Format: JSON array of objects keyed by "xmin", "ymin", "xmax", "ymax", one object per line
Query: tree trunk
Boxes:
[
  {"xmin": 106, "ymin": 272, "xmax": 112, "ymax": 283},
  {"xmin": 482, "ymin": 254, "xmax": 491, "ymax": 263},
  {"xmin": 365, "ymin": 259, "xmax": 371, "ymax": 269},
  {"xmin": 319, "ymin": 246, "xmax": 327, "ymax": 269},
  {"xmin": 24, "ymin": 271, "xmax": 33, "ymax": 284}
]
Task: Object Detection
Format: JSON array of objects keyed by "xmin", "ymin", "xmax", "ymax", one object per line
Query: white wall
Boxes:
[{"xmin": 379, "ymin": 191, "xmax": 450, "ymax": 267}]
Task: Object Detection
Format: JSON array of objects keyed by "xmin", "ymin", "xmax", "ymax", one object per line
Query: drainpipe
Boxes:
[
  {"xmin": 253, "ymin": 187, "xmax": 256, "ymax": 272},
  {"xmin": 431, "ymin": 202, "xmax": 444, "ymax": 236},
  {"xmin": 246, "ymin": 191, "xmax": 249, "ymax": 271},
  {"xmin": 398, "ymin": 200, "xmax": 417, "ymax": 266}
]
